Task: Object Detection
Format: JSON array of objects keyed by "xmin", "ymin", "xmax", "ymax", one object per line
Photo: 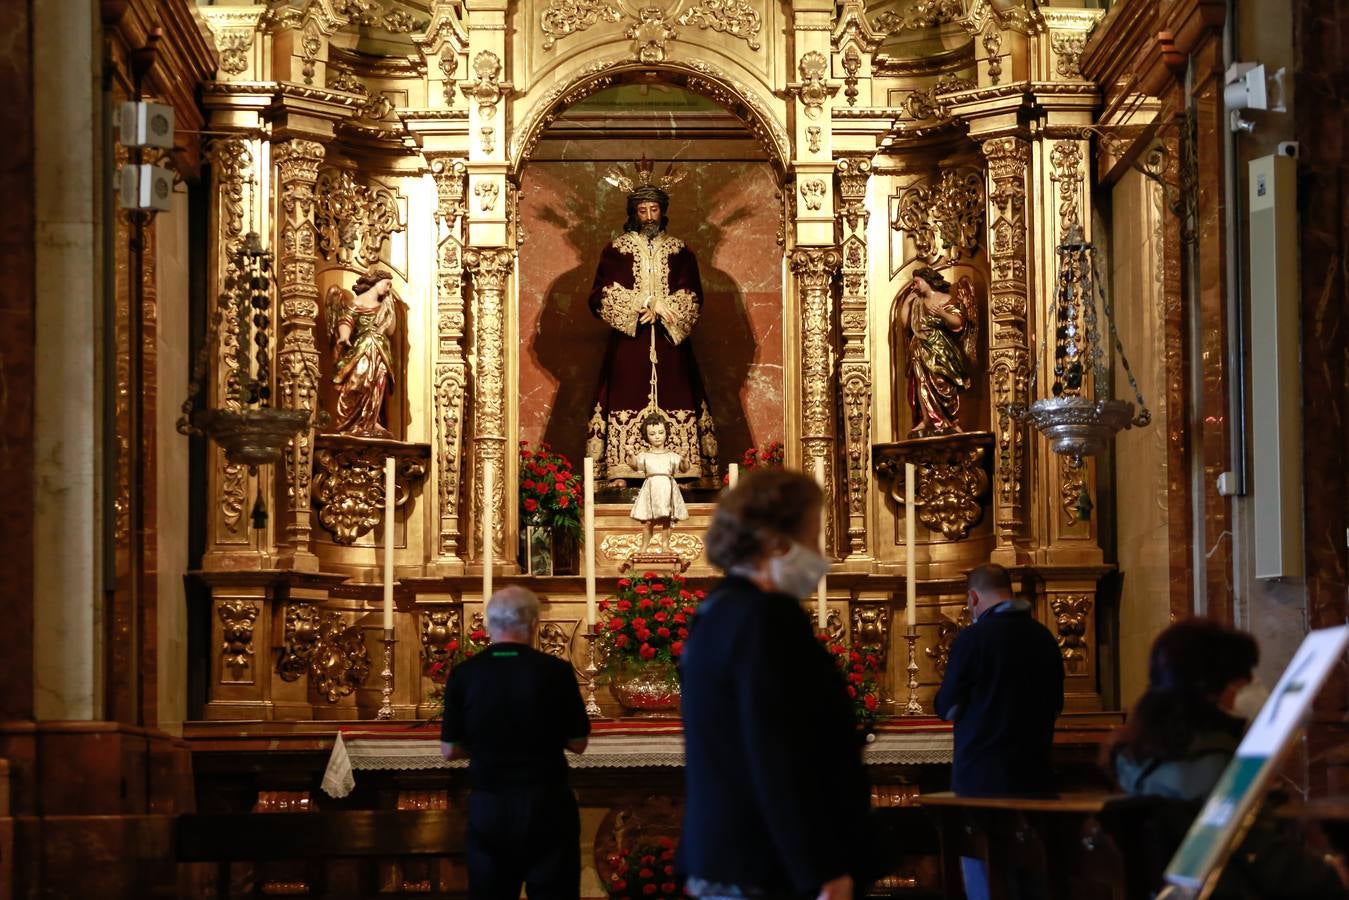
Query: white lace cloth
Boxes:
[{"xmin": 320, "ymin": 727, "xmax": 952, "ymax": 799}]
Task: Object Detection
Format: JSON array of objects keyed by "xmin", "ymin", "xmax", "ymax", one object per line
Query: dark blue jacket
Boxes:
[
  {"xmin": 934, "ymin": 600, "xmax": 1063, "ymax": 796},
  {"xmin": 678, "ymin": 576, "xmax": 873, "ymax": 897}
]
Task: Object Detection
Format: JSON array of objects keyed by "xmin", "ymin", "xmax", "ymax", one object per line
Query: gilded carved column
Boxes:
[
  {"xmin": 429, "ymin": 156, "xmax": 470, "ymax": 566},
  {"xmin": 273, "ymin": 139, "xmax": 326, "ymax": 568},
  {"xmin": 464, "ymin": 247, "xmax": 513, "ymax": 566},
  {"xmin": 835, "ymin": 158, "xmax": 873, "ymax": 560},
  {"xmin": 791, "ymin": 247, "xmax": 842, "ymax": 555},
  {"xmin": 981, "ymin": 136, "xmax": 1031, "ymax": 551}
]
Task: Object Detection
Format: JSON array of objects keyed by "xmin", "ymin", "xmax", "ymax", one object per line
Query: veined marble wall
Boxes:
[
  {"xmin": 1110, "ymin": 164, "xmax": 1173, "ymax": 709},
  {"xmin": 517, "ymin": 160, "xmax": 784, "ymax": 470}
]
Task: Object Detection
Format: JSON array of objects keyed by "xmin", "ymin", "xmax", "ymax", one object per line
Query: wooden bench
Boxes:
[{"xmin": 176, "ymin": 809, "xmax": 466, "ymax": 897}]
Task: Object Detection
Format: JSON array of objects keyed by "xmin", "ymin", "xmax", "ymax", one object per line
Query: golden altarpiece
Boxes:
[{"xmin": 192, "ymin": 0, "xmax": 1116, "ymax": 726}]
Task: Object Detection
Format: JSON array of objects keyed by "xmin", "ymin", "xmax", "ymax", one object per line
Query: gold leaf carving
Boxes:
[
  {"xmin": 1050, "ymin": 594, "xmax": 1092, "ymax": 674},
  {"xmin": 925, "ymin": 606, "xmax": 971, "ymax": 675},
  {"xmin": 540, "ymin": 0, "xmax": 620, "ymax": 50},
  {"xmin": 871, "ymin": 0, "xmax": 962, "ymax": 33},
  {"xmin": 599, "ymin": 533, "xmax": 704, "ymax": 566},
  {"xmin": 218, "ymin": 600, "xmax": 259, "ymax": 672},
  {"xmin": 314, "ymin": 168, "xmax": 403, "ymax": 268},
  {"xmin": 799, "ymin": 178, "xmax": 827, "ymax": 211},
  {"xmin": 893, "ymin": 168, "xmax": 985, "ymax": 264},
  {"xmin": 539, "ymin": 621, "xmax": 578, "ymax": 660},
  {"xmin": 851, "ymin": 605, "xmax": 890, "ymax": 666},
  {"xmin": 677, "ymin": 0, "xmax": 762, "ymax": 51},
  {"xmin": 310, "ymin": 437, "xmax": 429, "ymax": 544},
  {"xmin": 421, "ymin": 608, "xmax": 460, "ymax": 672}
]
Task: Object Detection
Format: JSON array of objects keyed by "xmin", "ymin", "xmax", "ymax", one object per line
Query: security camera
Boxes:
[{"xmin": 1224, "ymin": 62, "xmax": 1286, "ymax": 112}]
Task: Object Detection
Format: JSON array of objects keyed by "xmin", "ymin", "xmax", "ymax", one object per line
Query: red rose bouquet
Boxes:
[
  {"xmin": 603, "ymin": 836, "xmax": 681, "ymax": 900},
  {"xmin": 518, "ymin": 441, "xmax": 583, "ymax": 537},
  {"xmin": 595, "ymin": 571, "xmax": 704, "ymax": 668},
  {"xmin": 819, "ymin": 635, "xmax": 883, "ymax": 733},
  {"xmin": 724, "ymin": 440, "xmax": 786, "ymax": 484}
]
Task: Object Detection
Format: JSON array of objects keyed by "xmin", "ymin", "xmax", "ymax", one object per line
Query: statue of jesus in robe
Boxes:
[{"xmin": 585, "ymin": 159, "xmax": 718, "ymax": 485}]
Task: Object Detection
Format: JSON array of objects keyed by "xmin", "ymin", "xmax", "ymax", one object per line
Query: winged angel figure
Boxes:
[
  {"xmin": 896, "ymin": 266, "xmax": 979, "ymax": 436},
  {"xmin": 324, "ymin": 266, "xmax": 398, "ymax": 438}
]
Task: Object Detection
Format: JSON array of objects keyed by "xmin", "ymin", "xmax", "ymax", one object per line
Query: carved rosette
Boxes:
[
  {"xmin": 314, "ymin": 168, "xmax": 403, "ymax": 267},
  {"xmin": 791, "ymin": 248, "xmax": 842, "ymax": 554},
  {"xmin": 981, "ymin": 137, "xmax": 1031, "ymax": 546},
  {"xmin": 421, "ymin": 608, "xmax": 460, "ymax": 673},
  {"xmin": 429, "ymin": 156, "xmax": 469, "ymax": 560},
  {"xmin": 205, "ymin": 138, "xmax": 253, "ymax": 539},
  {"xmin": 1050, "ymin": 594, "xmax": 1092, "ymax": 674},
  {"xmin": 836, "ymin": 159, "xmax": 873, "ymax": 559},
  {"xmin": 310, "ymin": 436, "xmax": 431, "ymax": 544},
  {"xmin": 873, "ymin": 432, "xmax": 994, "ymax": 541},
  {"xmin": 893, "ymin": 168, "xmax": 985, "ymax": 265},
  {"xmin": 273, "ymin": 140, "xmax": 326, "ymax": 557},
  {"xmin": 850, "ymin": 605, "xmax": 890, "ymax": 667},
  {"xmin": 464, "ymin": 248, "xmax": 515, "ymax": 561},
  {"xmin": 218, "ymin": 600, "xmax": 260, "ymax": 674}
]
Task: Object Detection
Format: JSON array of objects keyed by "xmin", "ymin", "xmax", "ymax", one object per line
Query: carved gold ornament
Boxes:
[
  {"xmin": 627, "ymin": 7, "xmax": 679, "ymax": 63},
  {"xmin": 475, "ymin": 181, "xmax": 500, "ymax": 212},
  {"xmin": 870, "ymin": 0, "xmax": 963, "ymax": 33},
  {"xmin": 600, "ymin": 532, "xmax": 704, "ymax": 566},
  {"xmin": 824, "ymin": 608, "xmax": 846, "ymax": 645},
  {"xmin": 421, "ymin": 608, "xmax": 460, "ymax": 672},
  {"xmin": 218, "ymin": 600, "xmax": 260, "ymax": 671},
  {"xmin": 1051, "ymin": 31, "xmax": 1086, "ymax": 78},
  {"xmin": 799, "ymin": 178, "xmax": 827, "ymax": 211},
  {"xmin": 1050, "ymin": 594, "xmax": 1092, "ymax": 674},
  {"xmin": 842, "ymin": 46, "xmax": 862, "ymax": 107},
  {"xmin": 676, "ymin": 0, "xmax": 763, "ymax": 51},
  {"xmin": 278, "ymin": 602, "xmax": 323, "ymax": 682},
  {"xmin": 807, "ymin": 126, "xmax": 821, "ymax": 153},
  {"xmin": 851, "ymin": 605, "xmax": 891, "ymax": 667},
  {"xmin": 789, "ymin": 51, "xmax": 837, "ymax": 120},
  {"xmin": 539, "ymin": 621, "xmax": 579, "ymax": 661},
  {"xmin": 314, "ymin": 168, "xmax": 403, "ymax": 268},
  {"xmin": 461, "ymin": 51, "xmax": 511, "ymax": 119},
  {"xmin": 217, "ymin": 29, "xmax": 253, "ymax": 75},
  {"xmin": 541, "ymin": 0, "xmax": 621, "ymax": 50},
  {"xmin": 893, "ymin": 168, "xmax": 985, "ymax": 265},
  {"xmin": 1049, "ymin": 140, "xmax": 1084, "ymax": 237},
  {"xmin": 275, "ymin": 602, "xmax": 372, "ymax": 702},
  {"xmin": 873, "ymin": 432, "xmax": 994, "ymax": 541},
  {"xmin": 982, "ymin": 27, "xmax": 1003, "ymax": 85},
  {"xmin": 924, "ymin": 606, "xmax": 971, "ymax": 675},
  {"xmin": 310, "ymin": 437, "xmax": 430, "ymax": 545}
]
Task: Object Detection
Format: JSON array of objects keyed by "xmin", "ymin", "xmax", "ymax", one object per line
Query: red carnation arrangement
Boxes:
[
  {"xmin": 724, "ymin": 440, "xmax": 786, "ymax": 484},
  {"xmin": 819, "ymin": 634, "xmax": 884, "ymax": 734},
  {"xmin": 603, "ymin": 836, "xmax": 681, "ymax": 900},
  {"xmin": 426, "ymin": 625, "xmax": 490, "ymax": 711},
  {"xmin": 519, "ymin": 441, "xmax": 583, "ymax": 537},
  {"xmin": 595, "ymin": 571, "xmax": 704, "ymax": 667}
]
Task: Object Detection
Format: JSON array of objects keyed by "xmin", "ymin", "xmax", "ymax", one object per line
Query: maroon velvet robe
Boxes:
[{"xmin": 585, "ymin": 230, "xmax": 717, "ymax": 480}]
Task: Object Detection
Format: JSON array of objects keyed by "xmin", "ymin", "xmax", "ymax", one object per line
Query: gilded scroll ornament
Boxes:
[
  {"xmin": 314, "ymin": 169, "xmax": 402, "ymax": 268},
  {"xmin": 218, "ymin": 600, "xmax": 260, "ymax": 671},
  {"xmin": 539, "ymin": 621, "xmax": 577, "ymax": 660},
  {"xmin": 924, "ymin": 606, "xmax": 971, "ymax": 675},
  {"xmin": 677, "ymin": 0, "xmax": 763, "ymax": 51},
  {"xmin": 327, "ymin": 68, "xmax": 365, "ymax": 94},
  {"xmin": 824, "ymin": 608, "xmax": 846, "ymax": 645},
  {"xmin": 461, "ymin": 51, "xmax": 511, "ymax": 119},
  {"xmin": 464, "ymin": 249, "xmax": 514, "ymax": 559},
  {"xmin": 982, "ymin": 27, "xmax": 1002, "ymax": 85},
  {"xmin": 807, "ymin": 126, "xmax": 821, "ymax": 153},
  {"xmin": 475, "ymin": 181, "xmax": 500, "ymax": 212},
  {"xmin": 1049, "ymin": 141, "xmax": 1084, "ymax": 237},
  {"xmin": 428, "ymin": 156, "xmax": 468, "ymax": 559},
  {"xmin": 300, "ymin": 21, "xmax": 321, "ymax": 85},
  {"xmin": 599, "ymin": 532, "xmax": 704, "ymax": 567},
  {"xmin": 1060, "ymin": 456, "xmax": 1088, "ymax": 525},
  {"xmin": 310, "ymin": 612, "xmax": 373, "ymax": 702},
  {"xmin": 439, "ymin": 55, "xmax": 458, "ymax": 106},
  {"xmin": 1051, "ymin": 31, "xmax": 1086, "ymax": 79},
  {"xmin": 893, "ymin": 169, "xmax": 985, "ymax": 265},
  {"xmin": 540, "ymin": 0, "xmax": 621, "ymax": 50},
  {"xmin": 310, "ymin": 436, "xmax": 430, "ymax": 544},
  {"xmin": 278, "ymin": 602, "xmax": 322, "ymax": 681},
  {"xmin": 851, "ymin": 605, "xmax": 890, "ymax": 667},
  {"xmin": 789, "ymin": 51, "xmax": 836, "ymax": 120},
  {"xmin": 792, "ymin": 248, "xmax": 842, "ymax": 553},
  {"xmin": 421, "ymin": 608, "xmax": 460, "ymax": 672},
  {"xmin": 217, "ymin": 28, "xmax": 253, "ymax": 75},
  {"xmin": 627, "ymin": 7, "xmax": 678, "ymax": 63},
  {"xmin": 1050, "ymin": 594, "xmax": 1092, "ymax": 674},
  {"xmin": 870, "ymin": 0, "xmax": 962, "ymax": 33},
  {"xmin": 873, "ymin": 432, "xmax": 994, "ymax": 541},
  {"xmin": 837, "ymin": 158, "xmax": 873, "ymax": 559},
  {"xmin": 842, "ymin": 46, "xmax": 862, "ymax": 107},
  {"xmin": 799, "ymin": 178, "xmax": 826, "ymax": 211}
]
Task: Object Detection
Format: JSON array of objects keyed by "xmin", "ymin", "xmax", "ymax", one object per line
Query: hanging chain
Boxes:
[{"xmin": 1089, "ymin": 244, "xmax": 1151, "ymax": 426}]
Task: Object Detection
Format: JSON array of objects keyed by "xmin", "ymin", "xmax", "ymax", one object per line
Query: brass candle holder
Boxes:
[
  {"xmin": 581, "ymin": 631, "xmax": 602, "ymax": 717},
  {"xmin": 902, "ymin": 630, "xmax": 924, "ymax": 716},
  {"xmin": 377, "ymin": 628, "xmax": 396, "ymax": 720}
]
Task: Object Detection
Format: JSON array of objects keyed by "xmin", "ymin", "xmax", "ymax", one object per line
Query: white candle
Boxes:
[
  {"xmin": 813, "ymin": 455, "xmax": 827, "ymax": 630},
  {"xmin": 482, "ymin": 457, "xmax": 494, "ymax": 600},
  {"xmin": 583, "ymin": 456, "xmax": 597, "ymax": 626},
  {"xmin": 905, "ymin": 462, "xmax": 917, "ymax": 630},
  {"xmin": 727, "ymin": 462, "xmax": 739, "ymax": 488},
  {"xmin": 383, "ymin": 457, "xmax": 395, "ymax": 631}
]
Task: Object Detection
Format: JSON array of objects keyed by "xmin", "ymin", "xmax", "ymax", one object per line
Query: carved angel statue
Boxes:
[
  {"xmin": 325, "ymin": 266, "xmax": 398, "ymax": 438},
  {"xmin": 897, "ymin": 266, "xmax": 979, "ymax": 436}
]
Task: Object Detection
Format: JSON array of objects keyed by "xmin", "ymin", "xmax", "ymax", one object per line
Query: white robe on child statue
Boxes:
[{"xmin": 630, "ymin": 451, "xmax": 689, "ymax": 523}]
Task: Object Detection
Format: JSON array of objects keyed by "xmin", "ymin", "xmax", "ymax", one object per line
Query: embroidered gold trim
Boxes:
[
  {"xmin": 660, "ymin": 288, "xmax": 700, "ymax": 345},
  {"xmin": 599, "ymin": 283, "xmax": 641, "ymax": 336}
]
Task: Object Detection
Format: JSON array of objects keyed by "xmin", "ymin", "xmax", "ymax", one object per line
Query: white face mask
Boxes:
[{"xmin": 767, "ymin": 541, "xmax": 830, "ymax": 599}]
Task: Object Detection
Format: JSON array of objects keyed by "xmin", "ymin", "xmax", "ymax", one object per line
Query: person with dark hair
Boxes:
[
  {"xmin": 585, "ymin": 158, "xmax": 717, "ymax": 486},
  {"xmin": 440, "ymin": 586, "xmax": 592, "ymax": 900},
  {"xmin": 1107, "ymin": 619, "xmax": 1349, "ymax": 899},
  {"xmin": 680, "ymin": 468, "xmax": 876, "ymax": 900},
  {"xmin": 934, "ymin": 563, "xmax": 1064, "ymax": 900}
]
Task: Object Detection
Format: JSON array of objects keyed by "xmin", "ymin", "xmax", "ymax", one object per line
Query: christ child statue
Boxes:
[{"xmin": 628, "ymin": 412, "xmax": 690, "ymax": 553}]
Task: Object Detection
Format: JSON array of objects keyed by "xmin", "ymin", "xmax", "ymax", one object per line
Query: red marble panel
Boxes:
[
  {"xmin": 517, "ymin": 160, "xmax": 784, "ymax": 469},
  {"xmin": 0, "ymin": 0, "xmax": 35, "ymax": 721}
]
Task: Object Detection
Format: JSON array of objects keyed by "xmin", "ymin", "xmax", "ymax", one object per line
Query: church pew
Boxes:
[
  {"xmin": 176, "ymin": 809, "xmax": 466, "ymax": 897},
  {"xmin": 918, "ymin": 793, "xmax": 1163, "ymax": 900}
]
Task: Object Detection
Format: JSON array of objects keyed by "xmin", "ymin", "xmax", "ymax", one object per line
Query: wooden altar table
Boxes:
[{"xmin": 321, "ymin": 719, "xmax": 954, "ymax": 799}]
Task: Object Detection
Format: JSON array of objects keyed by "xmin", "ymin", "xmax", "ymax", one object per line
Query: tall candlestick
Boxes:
[
  {"xmin": 583, "ymin": 456, "xmax": 597, "ymax": 626},
  {"xmin": 727, "ymin": 462, "xmax": 739, "ymax": 488},
  {"xmin": 905, "ymin": 462, "xmax": 916, "ymax": 630},
  {"xmin": 482, "ymin": 457, "xmax": 494, "ymax": 600},
  {"xmin": 813, "ymin": 455, "xmax": 827, "ymax": 630},
  {"xmin": 383, "ymin": 457, "xmax": 395, "ymax": 631}
]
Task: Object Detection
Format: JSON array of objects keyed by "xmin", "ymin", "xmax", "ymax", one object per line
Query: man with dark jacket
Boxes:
[
  {"xmin": 934, "ymin": 563, "xmax": 1064, "ymax": 900},
  {"xmin": 441, "ymin": 586, "xmax": 591, "ymax": 900}
]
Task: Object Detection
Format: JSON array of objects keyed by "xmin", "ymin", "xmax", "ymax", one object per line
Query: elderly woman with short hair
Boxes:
[{"xmin": 679, "ymin": 469, "xmax": 877, "ymax": 900}]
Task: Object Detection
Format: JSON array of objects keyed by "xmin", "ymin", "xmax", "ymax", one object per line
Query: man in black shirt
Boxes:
[
  {"xmin": 441, "ymin": 586, "xmax": 591, "ymax": 900},
  {"xmin": 934, "ymin": 563, "xmax": 1063, "ymax": 900}
]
